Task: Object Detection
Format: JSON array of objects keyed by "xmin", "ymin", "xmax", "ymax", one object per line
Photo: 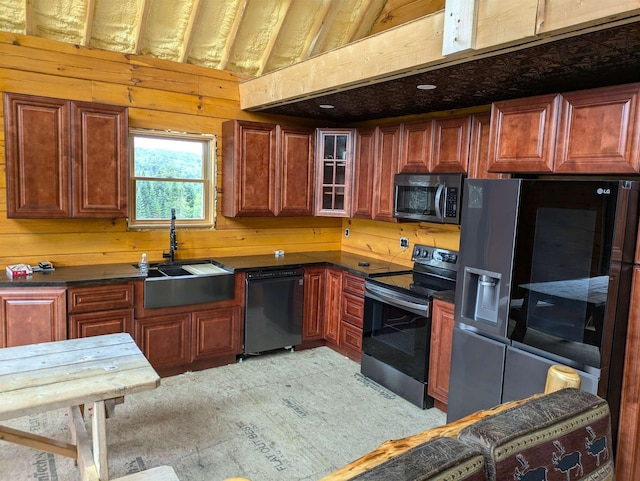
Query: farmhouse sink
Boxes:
[{"xmin": 141, "ymin": 261, "xmax": 234, "ymax": 308}]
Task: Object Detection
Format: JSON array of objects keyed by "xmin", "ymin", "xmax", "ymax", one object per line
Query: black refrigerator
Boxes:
[{"xmin": 447, "ymin": 178, "xmax": 639, "ymax": 447}]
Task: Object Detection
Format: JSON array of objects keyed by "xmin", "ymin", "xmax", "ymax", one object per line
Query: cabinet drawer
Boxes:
[
  {"xmin": 69, "ymin": 308, "xmax": 133, "ymax": 339},
  {"xmin": 340, "ymin": 321, "xmax": 363, "ymax": 352},
  {"xmin": 68, "ymin": 283, "xmax": 134, "ymax": 313},
  {"xmin": 341, "ymin": 291, "xmax": 364, "ymax": 327},
  {"xmin": 342, "ymin": 273, "xmax": 365, "ymax": 296}
]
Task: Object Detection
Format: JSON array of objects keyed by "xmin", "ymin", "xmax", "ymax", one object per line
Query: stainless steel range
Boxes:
[{"xmin": 361, "ymin": 244, "xmax": 458, "ymax": 408}]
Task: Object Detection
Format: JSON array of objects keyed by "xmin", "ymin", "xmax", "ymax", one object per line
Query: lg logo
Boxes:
[{"xmin": 597, "ymin": 188, "xmax": 611, "ymax": 195}]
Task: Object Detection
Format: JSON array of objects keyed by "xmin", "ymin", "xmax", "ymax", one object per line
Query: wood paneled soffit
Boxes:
[{"xmin": 239, "ymin": 0, "xmax": 640, "ymax": 111}]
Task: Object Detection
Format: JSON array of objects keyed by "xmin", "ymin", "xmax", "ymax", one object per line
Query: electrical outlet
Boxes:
[
  {"xmin": 345, "ymin": 227, "xmax": 350, "ymax": 238},
  {"xmin": 400, "ymin": 237, "xmax": 409, "ymax": 249}
]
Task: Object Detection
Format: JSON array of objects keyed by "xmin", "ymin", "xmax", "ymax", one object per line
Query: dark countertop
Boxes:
[
  {"xmin": 0, "ymin": 263, "xmax": 144, "ymax": 287},
  {"xmin": 433, "ymin": 290, "xmax": 456, "ymax": 304},
  {"xmin": 213, "ymin": 250, "xmax": 411, "ymax": 277},
  {"xmin": 0, "ymin": 251, "xmax": 412, "ymax": 287}
]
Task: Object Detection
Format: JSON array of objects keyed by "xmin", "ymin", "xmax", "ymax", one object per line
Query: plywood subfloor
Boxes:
[{"xmin": 0, "ymin": 346, "xmax": 446, "ymax": 481}]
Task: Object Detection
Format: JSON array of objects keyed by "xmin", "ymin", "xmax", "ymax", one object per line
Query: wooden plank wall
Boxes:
[{"xmin": 0, "ymin": 32, "xmax": 457, "ymax": 268}]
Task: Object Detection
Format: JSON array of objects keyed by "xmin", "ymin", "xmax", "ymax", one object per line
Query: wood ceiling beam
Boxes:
[
  {"xmin": 179, "ymin": 0, "xmax": 203, "ymax": 62},
  {"xmin": 82, "ymin": 0, "xmax": 96, "ymax": 46},
  {"xmin": 133, "ymin": 0, "xmax": 151, "ymax": 54},
  {"xmin": 298, "ymin": 0, "xmax": 333, "ymax": 61},
  {"xmin": 219, "ymin": 0, "xmax": 249, "ymax": 70},
  {"xmin": 239, "ymin": 2, "xmax": 640, "ymax": 111},
  {"xmin": 255, "ymin": 0, "xmax": 293, "ymax": 76}
]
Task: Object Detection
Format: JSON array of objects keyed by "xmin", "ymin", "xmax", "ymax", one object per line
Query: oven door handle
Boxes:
[{"xmin": 365, "ymin": 284, "xmax": 431, "ymax": 317}]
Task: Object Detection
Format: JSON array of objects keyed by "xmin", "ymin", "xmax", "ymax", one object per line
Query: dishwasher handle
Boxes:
[{"xmin": 245, "ymin": 268, "xmax": 305, "ymax": 280}]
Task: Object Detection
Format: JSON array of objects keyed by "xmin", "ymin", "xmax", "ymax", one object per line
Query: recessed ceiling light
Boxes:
[
  {"xmin": 417, "ymin": 84, "xmax": 437, "ymax": 90},
  {"xmin": 319, "ymin": 104, "xmax": 335, "ymax": 109}
]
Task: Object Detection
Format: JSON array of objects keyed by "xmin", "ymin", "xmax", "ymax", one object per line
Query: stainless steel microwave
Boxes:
[{"xmin": 393, "ymin": 173, "xmax": 464, "ymax": 223}]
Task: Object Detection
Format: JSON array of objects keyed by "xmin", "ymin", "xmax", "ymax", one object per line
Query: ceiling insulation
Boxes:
[{"xmin": 0, "ymin": 0, "xmax": 437, "ymax": 76}]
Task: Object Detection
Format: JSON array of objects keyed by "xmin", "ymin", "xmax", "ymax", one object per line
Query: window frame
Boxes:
[{"xmin": 128, "ymin": 128, "xmax": 216, "ymax": 230}]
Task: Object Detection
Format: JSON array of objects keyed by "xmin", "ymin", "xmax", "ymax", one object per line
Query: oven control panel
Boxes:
[{"xmin": 411, "ymin": 244, "xmax": 458, "ymax": 268}]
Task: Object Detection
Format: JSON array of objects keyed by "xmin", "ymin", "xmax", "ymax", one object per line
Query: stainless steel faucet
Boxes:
[{"xmin": 163, "ymin": 208, "xmax": 178, "ymax": 263}]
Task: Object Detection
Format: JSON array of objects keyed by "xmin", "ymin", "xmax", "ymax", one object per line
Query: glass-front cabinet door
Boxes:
[{"xmin": 315, "ymin": 129, "xmax": 354, "ymax": 217}]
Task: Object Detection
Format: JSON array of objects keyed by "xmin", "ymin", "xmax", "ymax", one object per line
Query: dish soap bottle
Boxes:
[{"xmin": 139, "ymin": 253, "xmax": 148, "ymax": 275}]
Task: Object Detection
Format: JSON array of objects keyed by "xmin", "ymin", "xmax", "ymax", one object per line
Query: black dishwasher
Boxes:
[{"xmin": 244, "ymin": 268, "xmax": 304, "ymax": 355}]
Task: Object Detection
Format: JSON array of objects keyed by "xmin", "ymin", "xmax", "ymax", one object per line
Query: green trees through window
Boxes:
[{"xmin": 129, "ymin": 130, "xmax": 215, "ymax": 228}]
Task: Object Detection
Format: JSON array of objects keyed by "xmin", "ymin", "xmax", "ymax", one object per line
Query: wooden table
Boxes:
[{"xmin": 0, "ymin": 333, "xmax": 160, "ymax": 481}]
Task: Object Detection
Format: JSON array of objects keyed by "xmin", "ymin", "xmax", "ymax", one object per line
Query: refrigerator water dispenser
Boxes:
[{"xmin": 460, "ymin": 267, "xmax": 501, "ymax": 325}]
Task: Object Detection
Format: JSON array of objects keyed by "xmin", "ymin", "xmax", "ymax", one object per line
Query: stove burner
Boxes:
[{"xmin": 367, "ymin": 245, "xmax": 458, "ymax": 299}]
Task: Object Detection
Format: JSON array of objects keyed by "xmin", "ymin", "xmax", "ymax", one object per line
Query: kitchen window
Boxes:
[{"xmin": 129, "ymin": 129, "xmax": 216, "ymax": 229}]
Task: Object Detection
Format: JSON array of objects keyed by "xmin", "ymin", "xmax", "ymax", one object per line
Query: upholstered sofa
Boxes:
[{"xmin": 321, "ymin": 388, "xmax": 614, "ymax": 481}]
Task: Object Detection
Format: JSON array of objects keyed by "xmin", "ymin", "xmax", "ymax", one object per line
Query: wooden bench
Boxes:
[{"xmin": 112, "ymin": 466, "xmax": 180, "ymax": 481}]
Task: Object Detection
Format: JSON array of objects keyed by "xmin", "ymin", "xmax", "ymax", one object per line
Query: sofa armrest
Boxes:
[{"xmin": 457, "ymin": 388, "xmax": 613, "ymax": 481}]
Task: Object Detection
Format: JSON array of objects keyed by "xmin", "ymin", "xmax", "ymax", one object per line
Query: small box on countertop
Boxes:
[{"xmin": 6, "ymin": 264, "xmax": 33, "ymax": 278}]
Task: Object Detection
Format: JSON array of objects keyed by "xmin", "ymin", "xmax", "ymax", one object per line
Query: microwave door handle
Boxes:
[{"xmin": 434, "ymin": 184, "xmax": 445, "ymax": 220}]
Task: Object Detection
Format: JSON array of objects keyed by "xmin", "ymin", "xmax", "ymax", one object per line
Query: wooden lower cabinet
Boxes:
[
  {"xmin": 303, "ymin": 267, "xmax": 326, "ymax": 340},
  {"xmin": 338, "ymin": 272, "xmax": 365, "ymax": 361},
  {"xmin": 136, "ymin": 312, "xmax": 192, "ymax": 368},
  {"xmin": 324, "ymin": 268, "xmax": 343, "ymax": 344},
  {"xmin": 192, "ymin": 307, "xmax": 242, "ymax": 361},
  {"xmin": 132, "ymin": 274, "xmax": 245, "ymax": 375},
  {"xmin": 340, "ymin": 321, "xmax": 363, "ymax": 355},
  {"xmin": 0, "ymin": 288, "xmax": 67, "ymax": 347},
  {"xmin": 70, "ymin": 308, "xmax": 133, "ymax": 338},
  {"xmin": 616, "ymin": 266, "xmax": 640, "ymax": 479},
  {"xmin": 316, "ymin": 268, "xmax": 366, "ymax": 360},
  {"xmin": 428, "ymin": 299, "xmax": 455, "ymax": 410},
  {"xmin": 68, "ymin": 282, "xmax": 134, "ymax": 338},
  {"xmin": 135, "ymin": 307, "xmax": 242, "ymax": 373}
]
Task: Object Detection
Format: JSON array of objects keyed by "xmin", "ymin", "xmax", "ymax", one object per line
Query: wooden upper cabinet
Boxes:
[
  {"xmin": 3, "ymin": 93, "xmax": 128, "ymax": 219},
  {"xmin": 555, "ymin": 83, "xmax": 640, "ymax": 173},
  {"xmin": 431, "ymin": 115, "xmax": 471, "ymax": 173},
  {"xmin": 314, "ymin": 129, "xmax": 354, "ymax": 217},
  {"xmin": 352, "ymin": 128, "xmax": 377, "ymax": 219},
  {"xmin": 372, "ymin": 125, "xmax": 401, "ymax": 222},
  {"xmin": 468, "ymin": 113, "xmax": 506, "ymax": 179},
  {"xmin": 400, "ymin": 120, "xmax": 433, "ymax": 172},
  {"xmin": 4, "ymin": 94, "xmax": 71, "ymax": 218},
  {"xmin": 488, "ymin": 94, "xmax": 561, "ymax": 173},
  {"xmin": 277, "ymin": 125, "xmax": 315, "ymax": 216},
  {"xmin": 71, "ymin": 101, "xmax": 128, "ymax": 217},
  {"xmin": 222, "ymin": 120, "xmax": 277, "ymax": 217}
]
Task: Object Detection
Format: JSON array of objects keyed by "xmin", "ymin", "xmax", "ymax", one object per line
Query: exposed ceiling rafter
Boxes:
[
  {"xmin": 179, "ymin": 0, "xmax": 203, "ymax": 62},
  {"xmin": 255, "ymin": 0, "xmax": 293, "ymax": 76},
  {"xmin": 218, "ymin": 0, "xmax": 249, "ymax": 70},
  {"xmin": 298, "ymin": 0, "xmax": 333, "ymax": 62},
  {"xmin": 133, "ymin": 0, "xmax": 151, "ymax": 54},
  {"xmin": 82, "ymin": 0, "xmax": 96, "ymax": 46},
  {"xmin": 347, "ymin": 0, "xmax": 377, "ymax": 42},
  {"xmin": 24, "ymin": 0, "xmax": 32, "ymax": 35}
]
